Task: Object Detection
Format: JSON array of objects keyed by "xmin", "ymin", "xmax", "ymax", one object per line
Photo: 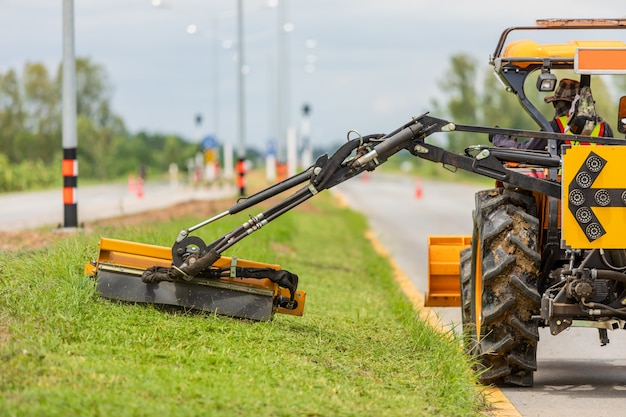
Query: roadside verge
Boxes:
[{"xmin": 334, "ymin": 192, "xmax": 521, "ymax": 417}]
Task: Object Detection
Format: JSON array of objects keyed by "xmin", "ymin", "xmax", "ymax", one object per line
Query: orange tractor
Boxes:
[{"xmin": 87, "ymin": 19, "xmax": 626, "ymax": 387}]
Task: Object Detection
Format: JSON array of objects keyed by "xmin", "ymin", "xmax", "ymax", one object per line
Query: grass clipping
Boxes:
[{"xmin": 0, "ymin": 192, "xmax": 483, "ymax": 417}]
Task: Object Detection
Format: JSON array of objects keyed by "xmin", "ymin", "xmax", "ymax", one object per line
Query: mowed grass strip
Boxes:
[{"xmin": 0, "ymin": 192, "xmax": 485, "ymax": 416}]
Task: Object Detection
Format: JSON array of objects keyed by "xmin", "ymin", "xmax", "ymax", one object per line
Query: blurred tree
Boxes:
[
  {"xmin": 482, "ymin": 72, "xmax": 542, "ymax": 130},
  {"xmin": 60, "ymin": 58, "xmax": 128, "ymax": 179},
  {"xmin": 162, "ymin": 134, "xmax": 197, "ymax": 170},
  {"xmin": 0, "ymin": 58, "xmax": 262, "ymax": 190},
  {"xmin": 441, "ymin": 55, "xmax": 479, "ymax": 122},
  {"xmin": 0, "ymin": 69, "xmax": 27, "ymax": 162},
  {"xmin": 69, "ymin": 58, "xmax": 109, "ymax": 120},
  {"xmin": 432, "ymin": 54, "xmax": 480, "ymax": 152},
  {"xmin": 611, "ymin": 75, "xmax": 626, "ymax": 98},
  {"xmin": 23, "ymin": 62, "xmax": 60, "ymax": 163}
]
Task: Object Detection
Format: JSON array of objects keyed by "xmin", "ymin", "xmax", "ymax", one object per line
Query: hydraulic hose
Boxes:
[
  {"xmin": 592, "ymin": 269, "xmax": 626, "ymax": 284},
  {"xmin": 229, "ymin": 166, "xmax": 314, "ymax": 215},
  {"xmin": 311, "ymin": 138, "xmax": 361, "ymax": 191},
  {"xmin": 142, "ymin": 248, "xmax": 221, "ymax": 283},
  {"xmin": 581, "ymin": 299, "xmax": 626, "ymax": 319}
]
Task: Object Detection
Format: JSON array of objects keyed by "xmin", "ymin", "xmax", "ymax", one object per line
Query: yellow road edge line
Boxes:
[
  {"xmin": 483, "ymin": 387, "xmax": 523, "ymax": 417},
  {"xmin": 362, "ymin": 228, "xmax": 522, "ymax": 417}
]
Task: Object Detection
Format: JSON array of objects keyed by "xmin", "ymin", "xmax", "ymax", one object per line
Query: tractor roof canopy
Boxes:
[
  {"xmin": 501, "ymin": 40, "xmax": 626, "ymax": 70},
  {"xmin": 492, "ymin": 18, "xmax": 626, "ymax": 73}
]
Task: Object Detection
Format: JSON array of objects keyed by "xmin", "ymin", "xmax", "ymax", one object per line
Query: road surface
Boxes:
[
  {"xmin": 334, "ymin": 172, "xmax": 626, "ymax": 417},
  {"xmin": 0, "ymin": 181, "xmax": 235, "ymax": 231}
]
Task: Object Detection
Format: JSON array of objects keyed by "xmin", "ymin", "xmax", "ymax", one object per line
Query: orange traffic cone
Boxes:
[
  {"xmin": 136, "ymin": 177, "xmax": 144, "ymax": 199},
  {"xmin": 128, "ymin": 174, "xmax": 136, "ymax": 193},
  {"xmin": 415, "ymin": 178, "xmax": 423, "ymax": 200}
]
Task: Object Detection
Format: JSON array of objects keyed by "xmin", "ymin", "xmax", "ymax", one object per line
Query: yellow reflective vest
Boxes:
[{"xmin": 554, "ymin": 115, "xmax": 604, "ymax": 145}]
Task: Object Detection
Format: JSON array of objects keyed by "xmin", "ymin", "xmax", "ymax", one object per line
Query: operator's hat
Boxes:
[{"xmin": 544, "ymin": 78, "xmax": 579, "ymax": 103}]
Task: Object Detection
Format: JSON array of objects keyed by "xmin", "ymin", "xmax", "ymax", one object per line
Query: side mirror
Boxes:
[{"xmin": 619, "ymin": 96, "xmax": 626, "ymax": 134}]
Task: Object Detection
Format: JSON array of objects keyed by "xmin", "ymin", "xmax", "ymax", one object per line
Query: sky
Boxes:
[{"xmin": 1, "ymin": 0, "xmax": 625, "ymax": 156}]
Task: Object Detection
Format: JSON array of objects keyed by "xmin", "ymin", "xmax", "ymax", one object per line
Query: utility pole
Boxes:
[
  {"xmin": 62, "ymin": 0, "xmax": 78, "ymax": 228},
  {"xmin": 276, "ymin": 0, "xmax": 291, "ymax": 165},
  {"xmin": 236, "ymin": 0, "xmax": 246, "ymax": 196}
]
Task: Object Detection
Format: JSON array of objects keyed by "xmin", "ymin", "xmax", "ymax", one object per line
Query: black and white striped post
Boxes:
[
  {"xmin": 62, "ymin": 0, "xmax": 78, "ymax": 228},
  {"xmin": 62, "ymin": 150, "xmax": 78, "ymax": 227}
]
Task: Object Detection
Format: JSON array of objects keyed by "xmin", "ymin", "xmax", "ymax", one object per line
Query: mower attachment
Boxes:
[
  {"xmin": 85, "ymin": 238, "xmax": 306, "ymax": 321},
  {"xmin": 84, "ymin": 114, "xmax": 477, "ymax": 320}
]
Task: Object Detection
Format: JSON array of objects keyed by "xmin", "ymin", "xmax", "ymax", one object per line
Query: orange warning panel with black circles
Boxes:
[{"xmin": 562, "ymin": 146, "xmax": 626, "ymax": 249}]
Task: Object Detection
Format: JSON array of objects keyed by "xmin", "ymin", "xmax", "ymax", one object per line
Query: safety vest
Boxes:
[{"xmin": 555, "ymin": 115, "xmax": 604, "ymax": 145}]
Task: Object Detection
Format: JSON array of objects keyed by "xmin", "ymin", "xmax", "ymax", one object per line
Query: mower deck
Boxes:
[{"xmin": 85, "ymin": 238, "xmax": 305, "ymax": 321}]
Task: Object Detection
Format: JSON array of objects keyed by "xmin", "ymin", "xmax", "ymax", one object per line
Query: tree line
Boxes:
[{"xmin": 0, "ymin": 58, "xmax": 198, "ymax": 192}]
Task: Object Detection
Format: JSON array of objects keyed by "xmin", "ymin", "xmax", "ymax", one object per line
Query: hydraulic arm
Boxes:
[{"xmin": 87, "ymin": 113, "xmax": 611, "ymax": 321}]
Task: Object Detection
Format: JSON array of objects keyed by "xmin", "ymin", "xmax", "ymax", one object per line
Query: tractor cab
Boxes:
[{"xmin": 491, "ymin": 19, "xmax": 626, "ymax": 143}]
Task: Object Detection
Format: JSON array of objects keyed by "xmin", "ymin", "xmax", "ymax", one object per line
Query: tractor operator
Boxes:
[{"xmin": 489, "ymin": 78, "xmax": 613, "ymax": 150}]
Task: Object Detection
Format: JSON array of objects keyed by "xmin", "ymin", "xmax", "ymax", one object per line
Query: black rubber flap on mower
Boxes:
[{"xmin": 96, "ymin": 270, "xmax": 275, "ymax": 321}]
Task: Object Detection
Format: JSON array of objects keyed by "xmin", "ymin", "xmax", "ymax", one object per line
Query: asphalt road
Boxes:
[
  {"xmin": 0, "ymin": 181, "xmax": 235, "ymax": 231},
  {"xmin": 334, "ymin": 172, "xmax": 626, "ymax": 417}
]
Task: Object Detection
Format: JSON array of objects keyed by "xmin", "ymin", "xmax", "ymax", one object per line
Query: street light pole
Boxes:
[
  {"xmin": 276, "ymin": 0, "xmax": 293, "ymax": 172},
  {"xmin": 212, "ymin": 18, "xmax": 220, "ymax": 142},
  {"xmin": 276, "ymin": 0, "xmax": 286, "ymax": 164}
]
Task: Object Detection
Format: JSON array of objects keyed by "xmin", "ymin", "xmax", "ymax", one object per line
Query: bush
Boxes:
[{"xmin": 0, "ymin": 153, "xmax": 60, "ymax": 192}]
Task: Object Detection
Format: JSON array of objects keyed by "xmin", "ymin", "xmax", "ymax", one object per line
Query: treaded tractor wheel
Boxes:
[{"xmin": 462, "ymin": 188, "xmax": 541, "ymax": 387}]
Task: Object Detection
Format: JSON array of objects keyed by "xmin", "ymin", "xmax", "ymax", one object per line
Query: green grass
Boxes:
[{"xmin": 0, "ymin": 192, "xmax": 485, "ymax": 416}]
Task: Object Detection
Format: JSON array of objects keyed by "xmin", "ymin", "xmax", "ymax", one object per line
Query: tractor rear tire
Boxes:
[{"xmin": 462, "ymin": 188, "xmax": 541, "ymax": 387}]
